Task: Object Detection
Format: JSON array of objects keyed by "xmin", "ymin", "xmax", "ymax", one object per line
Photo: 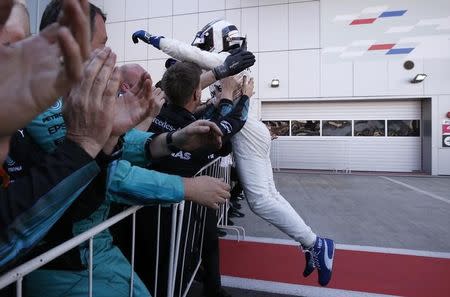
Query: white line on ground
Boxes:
[
  {"xmin": 381, "ymin": 176, "xmax": 450, "ymax": 205},
  {"xmin": 221, "ymin": 276, "xmax": 399, "ymax": 297},
  {"xmin": 222, "ymin": 235, "xmax": 450, "ymax": 259}
]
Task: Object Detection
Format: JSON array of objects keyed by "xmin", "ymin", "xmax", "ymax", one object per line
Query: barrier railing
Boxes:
[
  {"xmin": 0, "ymin": 205, "xmax": 143, "ymax": 296},
  {"xmin": 0, "ymin": 156, "xmax": 243, "ymax": 297}
]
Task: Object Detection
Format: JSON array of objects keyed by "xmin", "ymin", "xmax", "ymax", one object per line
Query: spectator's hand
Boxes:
[
  {"xmin": 63, "ymin": 48, "xmax": 119, "ymax": 158},
  {"xmin": 149, "ymin": 87, "xmax": 165, "ymax": 119},
  {"xmin": 212, "ymin": 48, "xmax": 255, "ymax": 80},
  {"xmin": 242, "ymin": 75, "xmax": 254, "ymax": 97},
  {"xmin": 112, "ymin": 72, "xmax": 156, "ymax": 136},
  {"xmin": 173, "ymin": 120, "xmax": 223, "ymax": 151},
  {"xmin": 134, "ymin": 87, "xmax": 165, "ymax": 132},
  {"xmin": 0, "ymin": 0, "xmax": 90, "ymax": 136},
  {"xmin": 220, "ymin": 75, "xmax": 240, "ymax": 100},
  {"xmin": 184, "ymin": 176, "xmax": 230, "ymax": 209},
  {"xmin": 132, "ymin": 30, "xmax": 164, "ymax": 49}
]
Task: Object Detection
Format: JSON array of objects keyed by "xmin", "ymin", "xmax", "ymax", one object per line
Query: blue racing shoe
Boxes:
[{"xmin": 309, "ymin": 237, "xmax": 335, "ymax": 286}]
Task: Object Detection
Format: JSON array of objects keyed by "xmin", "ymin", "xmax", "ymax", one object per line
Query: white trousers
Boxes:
[{"xmin": 231, "ymin": 118, "xmax": 316, "ymax": 248}]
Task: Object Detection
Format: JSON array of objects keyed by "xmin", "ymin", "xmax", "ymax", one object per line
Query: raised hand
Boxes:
[
  {"xmin": 0, "ymin": 0, "xmax": 91, "ymax": 136},
  {"xmin": 183, "ymin": 176, "xmax": 230, "ymax": 209},
  {"xmin": 134, "ymin": 86, "xmax": 166, "ymax": 132},
  {"xmin": 219, "ymin": 75, "xmax": 241, "ymax": 100},
  {"xmin": 112, "ymin": 72, "xmax": 155, "ymax": 136},
  {"xmin": 212, "ymin": 48, "xmax": 256, "ymax": 80},
  {"xmin": 242, "ymin": 75, "xmax": 255, "ymax": 97},
  {"xmin": 63, "ymin": 48, "xmax": 119, "ymax": 158},
  {"xmin": 132, "ymin": 30, "xmax": 164, "ymax": 49}
]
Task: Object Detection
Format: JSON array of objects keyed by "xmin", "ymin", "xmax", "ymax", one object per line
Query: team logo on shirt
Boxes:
[
  {"xmin": 5, "ymin": 156, "xmax": 22, "ymax": 173},
  {"xmin": 171, "ymin": 151, "xmax": 191, "ymax": 160},
  {"xmin": 50, "ymin": 99, "xmax": 63, "ymax": 111},
  {"xmin": 5, "ymin": 156, "xmax": 15, "ymax": 166},
  {"xmin": 220, "ymin": 120, "xmax": 232, "ymax": 134}
]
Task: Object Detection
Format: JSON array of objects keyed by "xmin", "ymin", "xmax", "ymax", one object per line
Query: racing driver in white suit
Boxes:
[{"xmin": 132, "ymin": 19, "xmax": 335, "ymax": 287}]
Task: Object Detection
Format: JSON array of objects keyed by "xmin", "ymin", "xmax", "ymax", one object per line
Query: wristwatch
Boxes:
[{"xmin": 166, "ymin": 131, "xmax": 179, "ymax": 153}]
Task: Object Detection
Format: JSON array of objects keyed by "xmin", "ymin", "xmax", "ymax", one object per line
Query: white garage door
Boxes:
[{"xmin": 262, "ymin": 100, "xmax": 422, "ymax": 172}]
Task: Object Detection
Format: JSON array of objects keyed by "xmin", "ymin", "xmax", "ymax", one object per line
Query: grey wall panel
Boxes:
[
  {"xmin": 321, "ymin": 61, "xmax": 353, "ymax": 97},
  {"xmin": 289, "ymin": 50, "xmax": 320, "ymax": 98},
  {"xmin": 424, "ymin": 59, "xmax": 450, "ymax": 95},
  {"xmin": 259, "ymin": 4, "xmax": 289, "ymax": 51},
  {"xmin": 270, "ymin": 137, "xmax": 422, "ymax": 172},
  {"xmin": 259, "ymin": 51, "xmax": 289, "ymax": 98},
  {"xmin": 289, "ymin": 1, "xmax": 320, "ymax": 50}
]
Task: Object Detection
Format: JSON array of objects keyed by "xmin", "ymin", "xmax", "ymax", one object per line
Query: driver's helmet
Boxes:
[{"xmin": 192, "ymin": 19, "xmax": 247, "ymax": 53}]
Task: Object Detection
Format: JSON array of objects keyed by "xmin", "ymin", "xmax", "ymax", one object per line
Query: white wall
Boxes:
[
  {"xmin": 26, "ymin": 0, "xmax": 450, "ymax": 99},
  {"xmin": 97, "ymin": 0, "xmax": 323, "ymax": 99},
  {"xmin": 27, "ymin": 0, "xmax": 450, "ymax": 174}
]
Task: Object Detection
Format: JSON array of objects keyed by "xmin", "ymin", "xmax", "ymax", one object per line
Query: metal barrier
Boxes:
[
  {"xmin": 169, "ymin": 156, "xmax": 245, "ymax": 297},
  {"xmin": 215, "ymin": 156, "xmax": 245, "ymax": 241},
  {"xmin": 0, "ymin": 156, "xmax": 243, "ymax": 297},
  {"xmin": 0, "ymin": 205, "xmax": 143, "ymax": 296}
]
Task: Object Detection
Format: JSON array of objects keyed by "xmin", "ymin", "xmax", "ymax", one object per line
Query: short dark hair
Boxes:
[
  {"xmin": 161, "ymin": 62, "xmax": 202, "ymax": 107},
  {"xmin": 39, "ymin": 0, "xmax": 107, "ymax": 34}
]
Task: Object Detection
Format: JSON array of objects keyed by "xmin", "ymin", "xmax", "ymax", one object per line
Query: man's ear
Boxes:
[{"xmin": 194, "ymin": 89, "xmax": 201, "ymax": 102}]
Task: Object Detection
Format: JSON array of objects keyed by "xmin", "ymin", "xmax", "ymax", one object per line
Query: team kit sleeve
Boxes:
[
  {"xmin": 106, "ymin": 129, "xmax": 185, "ymax": 206},
  {"xmin": 209, "ymin": 95, "xmax": 250, "ymax": 143},
  {"xmin": 106, "ymin": 159, "xmax": 184, "ymax": 205},
  {"xmin": 121, "ymin": 128, "xmax": 155, "ymax": 167},
  {"xmin": 0, "ymin": 140, "xmax": 99, "ymax": 269}
]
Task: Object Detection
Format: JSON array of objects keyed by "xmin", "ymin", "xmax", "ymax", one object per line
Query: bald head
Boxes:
[{"xmin": 119, "ymin": 63, "xmax": 146, "ymax": 93}]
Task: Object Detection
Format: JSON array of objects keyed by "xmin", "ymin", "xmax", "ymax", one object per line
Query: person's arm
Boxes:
[
  {"xmin": 0, "ymin": 139, "xmax": 99, "ymax": 268},
  {"xmin": 0, "ymin": 0, "xmax": 30, "ymax": 44},
  {"xmin": 206, "ymin": 76, "xmax": 254, "ymax": 142},
  {"xmin": 131, "ymin": 32, "xmax": 255, "ymax": 75},
  {"xmin": 122, "ymin": 120, "xmax": 224, "ymax": 166},
  {"xmin": 200, "ymin": 70, "xmax": 217, "ymax": 89},
  {"xmin": 107, "ymin": 160, "xmax": 229, "ymax": 209}
]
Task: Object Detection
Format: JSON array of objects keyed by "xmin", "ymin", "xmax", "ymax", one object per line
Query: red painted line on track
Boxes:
[
  {"xmin": 350, "ymin": 18, "xmax": 377, "ymax": 25},
  {"xmin": 220, "ymin": 239, "xmax": 450, "ymax": 297},
  {"xmin": 368, "ymin": 44, "xmax": 396, "ymax": 50}
]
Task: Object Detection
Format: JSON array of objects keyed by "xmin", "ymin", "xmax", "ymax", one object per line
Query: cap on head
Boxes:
[{"xmin": 192, "ymin": 19, "xmax": 247, "ymax": 53}]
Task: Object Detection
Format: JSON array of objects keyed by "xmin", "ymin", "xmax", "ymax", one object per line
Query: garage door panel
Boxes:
[
  {"xmin": 264, "ymin": 100, "xmax": 422, "ymax": 172},
  {"xmin": 271, "ymin": 138, "xmax": 421, "ymax": 172}
]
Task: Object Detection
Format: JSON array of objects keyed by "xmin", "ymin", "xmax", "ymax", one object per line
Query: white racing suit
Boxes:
[{"xmin": 158, "ymin": 38, "xmax": 317, "ymax": 247}]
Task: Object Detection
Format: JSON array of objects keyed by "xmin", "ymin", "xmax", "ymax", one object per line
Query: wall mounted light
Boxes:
[
  {"xmin": 271, "ymin": 79, "xmax": 280, "ymax": 88},
  {"xmin": 411, "ymin": 74, "xmax": 427, "ymax": 83},
  {"xmin": 403, "ymin": 60, "xmax": 414, "ymax": 70}
]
